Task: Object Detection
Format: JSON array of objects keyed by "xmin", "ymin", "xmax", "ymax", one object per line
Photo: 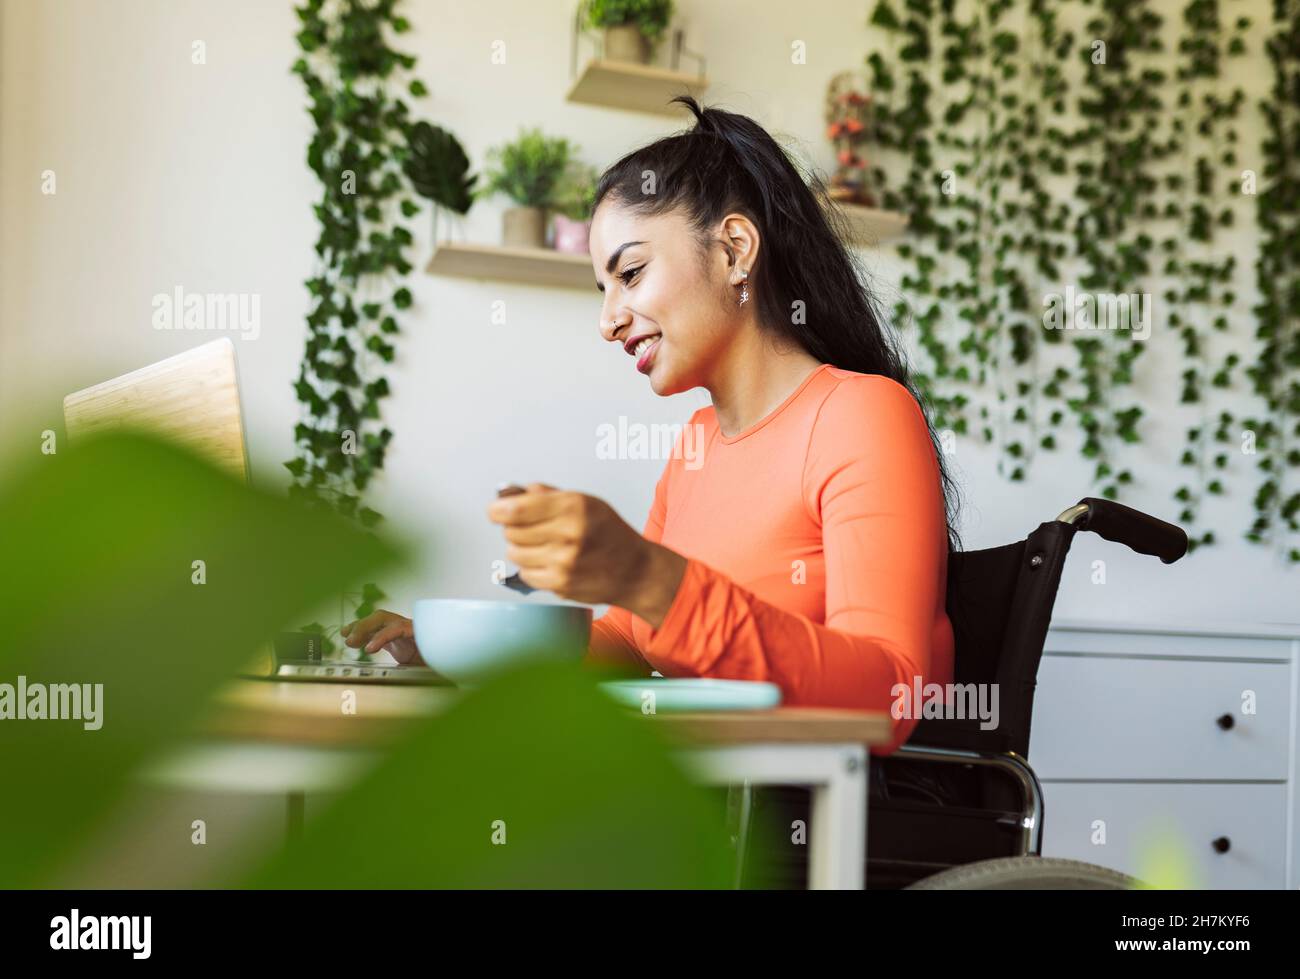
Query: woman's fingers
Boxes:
[
  {"xmin": 364, "ymin": 622, "xmax": 411, "ymax": 654},
  {"xmin": 506, "ymin": 542, "xmax": 562, "ymax": 569},
  {"xmin": 500, "ymin": 515, "xmax": 572, "ymax": 546},
  {"xmin": 342, "ymin": 610, "xmax": 395, "ymax": 647},
  {"xmin": 517, "ymin": 566, "xmax": 562, "ymax": 593},
  {"xmin": 486, "ymin": 485, "xmax": 566, "ymax": 526}
]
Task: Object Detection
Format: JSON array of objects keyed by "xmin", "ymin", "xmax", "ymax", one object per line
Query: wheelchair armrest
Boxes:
[{"xmin": 891, "ymin": 744, "xmax": 1044, "ymax": 856}]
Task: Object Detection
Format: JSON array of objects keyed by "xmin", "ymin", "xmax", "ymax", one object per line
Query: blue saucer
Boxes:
[{"xmin": 598, "ymin": 678, "xmax": 783, "ymax": 712}]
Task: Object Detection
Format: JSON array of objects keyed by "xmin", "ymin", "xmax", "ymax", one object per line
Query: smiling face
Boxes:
[{"xmin": 590, "ymin": 198, "xmax": 751, "ymax": 397}]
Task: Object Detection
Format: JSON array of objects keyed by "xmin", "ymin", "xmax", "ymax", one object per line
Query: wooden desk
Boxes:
[{"xmin": 147, "ymin": 679, "xmax": 891, "ymax": 889}]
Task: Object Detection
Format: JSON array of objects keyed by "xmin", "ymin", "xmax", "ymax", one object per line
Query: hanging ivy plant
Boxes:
[
  {"xmin": 1248, "ymin": 0, "xmax": 1300, "ymax": 560},
  {"xmin": 1011, "ymin": 0, "xmax": 1076, "ymax": 469},
  {"xmin": 866, "ymin": 0, "xmax": 1299, "ymax": 564},
  {"xmin": 1169, "ymin": 0, "xmax": 1249, "ymax": 553},
  {"xmin": 288, "ymin": 0, "xmax": 462, "ymax": 630},
  {"xmin": 869, "ymin": 0, "xmax": 969, "ymax": 436},
  {"xmin": 1066, "ymin": 0, "xmax": 1168, "ymax": 501}
]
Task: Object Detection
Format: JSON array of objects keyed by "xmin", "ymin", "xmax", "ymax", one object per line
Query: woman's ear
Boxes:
[{"xmin": 721, "ymin": 213, "xmax": 760, "ymax": 282}]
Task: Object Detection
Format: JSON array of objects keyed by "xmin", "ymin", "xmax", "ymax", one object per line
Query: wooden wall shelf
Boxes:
[
  {"xmin": 426, "ymin": 241, "xmax": 595, "ymax": 291},
  {"xmin": 425, "ymin": 206, "xmax": 909, "ymax": 294},
  {"xmin": 566, "ymin": 59, "xmax": 708, "ymax": 116},
  {"xmin": 830, "ymin": 204, "xmax": 909, "ymax": 246}
]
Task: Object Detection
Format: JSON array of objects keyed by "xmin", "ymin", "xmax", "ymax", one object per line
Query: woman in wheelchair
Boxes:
[
  {"xmin": 343, "ymin": 96, "xmax": 961, "ymax": 760},
  {"xmin": 346, "ymin": 97, "xmax": 1189, "ymax": 890}
]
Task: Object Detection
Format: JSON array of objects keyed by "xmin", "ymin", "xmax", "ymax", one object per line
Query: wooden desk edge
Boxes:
[{"xmin": 204, "ymin": 686, "xmax": 893, "ymax": 748}]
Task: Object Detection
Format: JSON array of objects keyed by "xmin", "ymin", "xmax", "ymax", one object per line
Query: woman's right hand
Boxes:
[{"xmin": 340, "ymin": 609, "xmax": 421, "ymax": 664}]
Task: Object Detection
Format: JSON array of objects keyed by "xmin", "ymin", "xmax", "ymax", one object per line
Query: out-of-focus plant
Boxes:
[
  {"xmin": 0, "ymin": 428, "xmax": 742, "ymax": 889},
  {"xmin": 246, "ymin": 658, "xmax": 735, "ymax": 889},
  {"xmin": 0, "ymin": 430, "xmax": 406, "ymax": 887},
  {"xmin": 1132, "ymin": 826, "xmax": 1200, "ymax": 889}
]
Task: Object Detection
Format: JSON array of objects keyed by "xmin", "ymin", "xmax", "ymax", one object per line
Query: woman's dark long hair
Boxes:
[{"xmin": 593, "ymin": 95, "xmax": 963, "ymax": 553}]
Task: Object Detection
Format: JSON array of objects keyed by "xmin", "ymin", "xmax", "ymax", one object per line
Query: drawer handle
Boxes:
[
  {"xmin": 1215, "ymin": 713, "xmax": 1235, "ymax": 731},
  {"xmin": 1211, "ymin": 836, "xmax": 1231, "ymax": 854}
]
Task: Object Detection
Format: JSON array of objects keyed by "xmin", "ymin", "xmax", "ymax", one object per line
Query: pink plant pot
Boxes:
[{"xmin": 552, "ymin": 214, "xmax": 591, "ymax": 254}]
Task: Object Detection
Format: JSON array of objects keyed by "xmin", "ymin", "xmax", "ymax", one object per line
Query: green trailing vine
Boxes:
[
  {"xmin": 1013, "ymin": 0, "xmax": 1076, "ymax": 468},
  {"xmin": 1169, "ymin": 0, "xmax": 1249, "ymax": 551},
  {"xmin": 1067, "ymin": 0, "xmax": 1156, "ymax": 499},
  {"xmin": 287, "ymin": 0, "xmax": 470, "ymax": 637},
  {"xmin": 869, "ymin": 0, "xmax": 968, "ymax": 436},
  {"xmin": 939, "ymin": 0, "xmax": 997, "ymax": 456},
  {"xmin": 967, "ymin": 0, "xmax": 1039, "ymax": 480},
  {"xmin": 866, "ymin": 0, "xmax": 1299, "ymax": 563},
  {"xmin": 1249, "ymin": 0, "xmax": 1300, "ymax": 559}
]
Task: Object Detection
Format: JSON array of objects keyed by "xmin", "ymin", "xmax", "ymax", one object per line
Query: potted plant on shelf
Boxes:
[
  {"xmin": 402, "ymin": 120, "xmax": 476, "ymax": 243},
  {"xmin": 823, "ymin": 71, "xmax": 877, "ymax": 206},
  {"xmin": 582, "ymin": 0, "xmax": 674, "ymax": 66},
  {"xmin": 478, "ymin": 128, "xmax": 575, "ymax": 249},
  {"xmin": 551, "ymin": 162, "xmax": 599, "ymax": 254}
]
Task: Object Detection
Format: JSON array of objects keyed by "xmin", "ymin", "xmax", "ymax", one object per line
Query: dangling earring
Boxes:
[{"xmin": 738, "ymin": 269, "xmax": 749, "ymax": 306}]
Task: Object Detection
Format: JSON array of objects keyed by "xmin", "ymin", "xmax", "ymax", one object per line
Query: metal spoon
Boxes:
[{"xmin": 495, "ymin": 483, "xmax": 536, "ymax": 595}]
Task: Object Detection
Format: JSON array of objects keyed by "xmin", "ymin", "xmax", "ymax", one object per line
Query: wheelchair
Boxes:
[{"xmin": 731, "ymin": 496, "xmax": 1190, "ymax": 889}]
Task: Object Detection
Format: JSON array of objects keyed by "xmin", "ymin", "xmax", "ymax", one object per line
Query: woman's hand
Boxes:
[
  {"xmin": 340, "ymin": 609, "xmax": 422, "ymax": 664},
  {"xmin": 486, "ymin": 483, "xmax": 687, "ymax": 628}
]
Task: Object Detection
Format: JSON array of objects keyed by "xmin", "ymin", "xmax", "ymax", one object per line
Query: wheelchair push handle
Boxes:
[{"xmin": 1070, "ymin": 497, "xmax": 1189, "ymax": 564}]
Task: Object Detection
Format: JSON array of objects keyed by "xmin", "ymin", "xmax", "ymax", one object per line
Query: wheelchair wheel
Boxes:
[{"xmin": 905, "ymin": 856, "xmax": 1140, "ymax": 890}]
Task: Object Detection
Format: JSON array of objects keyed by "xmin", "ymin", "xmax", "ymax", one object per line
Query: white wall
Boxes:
[{"xmin": 2, "ymin": 0, "xmax": 1295, "ymax": 630}]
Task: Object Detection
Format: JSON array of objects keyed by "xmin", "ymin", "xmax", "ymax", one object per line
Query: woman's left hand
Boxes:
[{"xmin": 486, "ymin": 483, "xmax": 686, "ymax": 627}]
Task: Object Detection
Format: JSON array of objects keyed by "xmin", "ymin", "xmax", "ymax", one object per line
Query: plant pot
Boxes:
[
  {"xmin": 603, "ymin": 25, "xmax": 651, "ymax": 65},
  {"xmin": 502, "ymin": 206, "xmax": 547, "ymax": 249},
  {"xmin": 552, "ymin": 214, "xmax": 591, "ymax": 254}
]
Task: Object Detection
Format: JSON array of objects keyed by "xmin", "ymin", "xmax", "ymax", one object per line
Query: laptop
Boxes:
[{"xmin": 62, "ymin": 338, "xmax": 446, "ymax": 685}]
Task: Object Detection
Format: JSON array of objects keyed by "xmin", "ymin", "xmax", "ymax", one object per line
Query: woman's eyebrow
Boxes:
[{"xmin": 605, "ymin": 241, "xmax": 647, "ymax": 275}]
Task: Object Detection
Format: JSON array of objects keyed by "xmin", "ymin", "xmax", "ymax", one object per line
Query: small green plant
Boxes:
[
  {"xmin": 478, "ymin": 128, "xmax": 575, "ymax": 208},
  {"xmin": 402, "ymin": 119, "xmax": 476, "ymax": 241},
  {"xmin": 582, "ymin": 0, "xmax": 674, "ymax": 44},
  {"xmin": 300, "ymin": 582, "xmax": 386, "ymax": 662},
  {"xmin": 552, "ymin": 161, "xmax": 599, "ymax": 221}
]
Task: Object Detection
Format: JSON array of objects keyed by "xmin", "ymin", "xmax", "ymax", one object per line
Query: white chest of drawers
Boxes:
[{"xmin": 1030, "ymin": 619, "xmax": 1300, "ymax": 889}]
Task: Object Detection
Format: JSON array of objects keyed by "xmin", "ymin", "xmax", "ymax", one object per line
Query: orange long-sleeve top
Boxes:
[{"xmin": 588, "ymin": 363, "xmax": 955, "ymax": 756}]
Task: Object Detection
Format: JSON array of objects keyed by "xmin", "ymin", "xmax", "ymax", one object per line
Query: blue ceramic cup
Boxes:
[{"xmin": 411, "ymin": 598, "xmax": 592, "ymax": 685}]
